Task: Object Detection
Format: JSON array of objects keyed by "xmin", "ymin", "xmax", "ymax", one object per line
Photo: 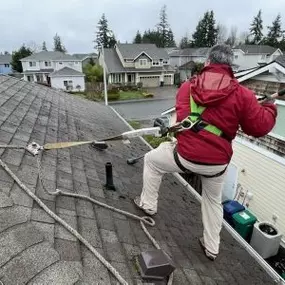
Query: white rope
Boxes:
[
  {"xmin": 0, "ymin": 159, "xmax": 128, "ymax": 285},
  {"xmin": 0, "ymin": 153, "xmax": 174, "ymax": 284},
  {"xmin": 36, "ymin": 154, "xmax": 174, "ymax": 284}
]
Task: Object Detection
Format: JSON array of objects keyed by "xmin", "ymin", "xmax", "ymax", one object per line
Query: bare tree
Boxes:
[
  {"xmin": 217, "ymin": 24, "xmax": 228, "ymax": 44},
  {"xmin": 225, "ymin": 26, "xmax": 238, "ymax": 47},
  {"xmin": 237, "ymin": 31, "xmax": 250, "ymax": 45},
  {"xmin": 26, "ymin": 41, "xmax": 41, "ymax": 53}
]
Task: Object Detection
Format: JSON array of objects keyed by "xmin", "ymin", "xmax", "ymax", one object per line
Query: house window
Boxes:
[
  {"xmin": 4, "ymin": 64, "xmax": 9, "ymax": 68},
  {"xmin": 234, "ymin": 55, "xmax": 238, "ymax": 59},
  {"xmin": 152, "ymin": 61, "xmax": 160, "ymax": 66},
  {"xmin": 125, "ymin": 59, "xmax": 133, "ymax": 63},
  {"xmin": 29, "ymin": 62, "xmax": 36, "ymax": 67},
  {"xmin": 44, "ymin": 61, "xmax": 51, "ymax": 67},
  {"xmin": 63, "ymin": 80, "xmax": 73, "ymax": 86},
  {"xmin": 59, "ymin": 62, "xmax": 63, "ymax": 65},
  {"xmin": 163, "ymin": 60, "xmax": 168, "ymax": 64},
  {"xmin": 139, "ymin": 59, "xmax": 147, "ymax": 66}
]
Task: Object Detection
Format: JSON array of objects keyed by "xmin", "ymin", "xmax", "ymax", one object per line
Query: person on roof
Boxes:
[{"xmin": 134, "ymin": 44, "xmax": 277, "ymax": 261}]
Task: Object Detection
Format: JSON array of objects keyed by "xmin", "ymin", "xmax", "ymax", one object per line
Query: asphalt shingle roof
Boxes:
[
  {"xmin": 104, "ymin": 48, "xmax": 174, "ymax": 74},
  {"xmin": 0, "ymin": 54, "xmax": 12, "ymax": 64},
  {"xmin": 234, "ymin": 44, "xmax": 278, "ymax": 55},
  {"xmin": 169, "ymin": 48, "xmax": 210, "ymax": 57},
  {"xmin": 0, "ymin": 74, "xmax": 277, "ymax": 284},
  {"xmin": 50, "ymin": 67, "xmax": 84, "ymax": 77},
  {"xmin": 73, "ymin": 53, "xmax": 98, "ymax": 60},
  {"xmin": 275, "ymin": 55, "xmax": 285, "ymax": 67},
  {"xmin": 21, "ymin": 51, "xmax": 78, "ymax": 61},
  {"xmin": 116, "ymin": 43, "xmax": 169, "ymax": 60}
]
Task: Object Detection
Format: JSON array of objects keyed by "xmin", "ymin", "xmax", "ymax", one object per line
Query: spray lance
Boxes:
[
  {"xmin": 33, "ymin": 89, "xmax": 285, "ymax": 155},
  {"xmin": 126, "ymin": 88, "xmax": 285, "ymax": 165}
]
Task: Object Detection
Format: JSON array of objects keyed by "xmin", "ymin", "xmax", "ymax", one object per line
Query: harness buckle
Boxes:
[{"xmin": 180, "ymin": 117, "xmax": 199, "ymax": 130}]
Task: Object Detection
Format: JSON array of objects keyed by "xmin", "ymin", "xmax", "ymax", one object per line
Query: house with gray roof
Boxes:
[
  {"xmin": 233, "ymin": 44, "xmax": 283, "ymax": 71},
  {"xmin": 168, "ymin": 48, "xmax": 210, "ymax": 68},
  {"xmin": 0, "ymin": 74, "xmax": 281, "ymax": 284},
  {"xmin": 20, "ymin": 51, "xmax": 85, "ymax": 91},
  {"xmin": 73, "ymin": 53, "xmax": 98, "ymax": 67},
  {"xmin": 99, "ymin": 43, "xmax": 175, "ymax": 87},
  {"xmin": 0, "ymin": 54, "xmax": 12, "ymax": 75}
]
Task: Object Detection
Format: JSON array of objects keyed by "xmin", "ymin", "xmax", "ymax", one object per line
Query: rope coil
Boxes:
[{"xmin": 0, "ymin": 151, "xmax": 174, "ymax": 284}]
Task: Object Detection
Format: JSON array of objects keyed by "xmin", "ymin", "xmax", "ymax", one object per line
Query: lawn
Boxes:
[
  {"xmin": 118, "ymin": 91, "xmax": 145, "ymax": 100},
  {"xmin": 68, "ymin": 90, "xmax": 153, "ymax": 102},
  {"xmin": 128, "ymin": 120, "xmax": 171, "ymax": 148}
]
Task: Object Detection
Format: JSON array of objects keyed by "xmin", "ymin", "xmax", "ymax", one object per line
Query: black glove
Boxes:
[{"xmin": 153, "ymin": 117, "xmax": 169, "ymax": 137}]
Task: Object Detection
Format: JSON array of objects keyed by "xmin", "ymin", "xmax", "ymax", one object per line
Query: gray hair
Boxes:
[{"xmin": 207, "ymin": 44, "xmax": 234, "ymax": 65}]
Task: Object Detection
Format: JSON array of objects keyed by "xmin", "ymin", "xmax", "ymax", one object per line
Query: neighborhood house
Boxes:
[
  {"xmin": 20, "ymin": 51, "xmax": 85, "ymax": 91},
  {"xmin": 99, "ymin": 43, "xmax": 175, "ymax": 87},
  {"xmin": 233, "ymin": 44, "xmax": 283, "ymax": 71},
  {"xmin": 0, "ymin": 54, "xmax": 12, "ymax": 75}
]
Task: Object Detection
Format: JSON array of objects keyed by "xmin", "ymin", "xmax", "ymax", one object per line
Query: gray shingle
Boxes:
[
  {"xmin": 117, "ymin": 43, "xmax": 169, "ymax": 60},
  {"xmin": 21, "ymin": 51, "xmax": 78, "ymax": 61},
  {"xmin": 0, "ymin": 75, "xmax": 277, "ymax": 285},
  {"xmin": 234, "ymin": 44, "xmax": 278, "ymax": 54},
  {"xmin": 0, "ymin": 54, "xmax": 12, "ymax": 64},
  {"xmin": 50, "ymin": 67, "xmax": 84, "ymax": 77},
  {"xmin": 169, "ymin": 48, "xmax": 210, "ymax": 57}
]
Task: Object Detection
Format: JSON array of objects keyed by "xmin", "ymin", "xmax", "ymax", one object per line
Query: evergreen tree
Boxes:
[
  {"xmin": 11, "ymin": 45, "xmax": 33, "ymax": 72},
  {"xmin": 95, "ymin": 14, "xmax": 116, "ymax": 49},
  {"xmin": 192, "ymin": 16, "xmax": 207, "ymax": 47},
  {"xmin": 142, "ymin": 29, "xmax": 161, "ymax": 46},
  {"xmin": 53, "ymin": 34, "xmax": 66, "ymax": 53},
  {"xmin": 157, "ymin": 5, "xmax": 169, "ymax": 47},
  {"xmin": 167, "ymin": 29, "xmax": 176, "ymax": 47},
  {"xmin": 133, "ymin": 31, "xmax": 142, "ymax": 44},
  {"xmin": 207, "ymin": 10, "xmax": 219, "ymax": 47},
  {"xmin": 42, "ymin": 41, "xmax": 48, "ymax": 51},
  {"xmin": 192, "ymin": 10, "xmax": 218, "ymax": 47},
  {"xmin": 264, "ymin": 14, "xmax": 283, "ymax": 47},
  {"xmin": 249, "ymin": 10, "xmax": 263, "ymax": 44}
]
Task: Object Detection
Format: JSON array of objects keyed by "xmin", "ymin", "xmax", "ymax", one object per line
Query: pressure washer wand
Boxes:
[
  {"xmin": 258, "ymin": 89, "xmax": 285, "ymax": 103},
  {"xmin": 127, "ymin": 154, "xmax": 145, "ymax": 165}
]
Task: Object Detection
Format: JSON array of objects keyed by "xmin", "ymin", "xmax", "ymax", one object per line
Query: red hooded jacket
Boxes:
[{"xmin": 175, "ymin": 64, "xmax": 277, "ymax": 165}]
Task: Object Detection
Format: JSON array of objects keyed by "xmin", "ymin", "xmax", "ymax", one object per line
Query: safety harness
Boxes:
[
  {"xmin": 173, "ymin": 93, "xmax": 229, "ymax": 178},
  {"xmin": 180, "ymin": 94, "xmax": 231, "ymax": 141}
]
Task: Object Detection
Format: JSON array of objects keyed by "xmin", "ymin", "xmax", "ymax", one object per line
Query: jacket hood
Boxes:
[{"xmin": 190, "ymin": 64, "xmax": 238, "ymax": 107}]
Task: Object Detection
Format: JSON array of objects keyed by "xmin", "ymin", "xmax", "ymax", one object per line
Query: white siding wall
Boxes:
[
  {"xmin": 39, "ymin": 61, "xmax": 54, "ymax": 70},
  {"xmin": 54, "ymin": 61, "xmax": 82, "ymax": 72},
  {"xmin": 22, "ymin": 61, "xmax": 39, "ymax": 71},
  {"xmin": 232, "ymin": 140, "xmax": 285, "ymax": 242},
  {"xmin": 233, "ymin": 49, "xmax": 283, "ymax": 70},
  {"xmin": 51, "ymin": 76, "xmax": 85, "ymax": 91}
]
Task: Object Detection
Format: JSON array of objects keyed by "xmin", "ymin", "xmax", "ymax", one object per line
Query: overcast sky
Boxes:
[{"xmin": 1, "ymin": 0, "xmax": 285, "ymax": 54}]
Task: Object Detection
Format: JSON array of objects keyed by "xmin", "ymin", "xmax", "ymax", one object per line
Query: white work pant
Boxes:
[{"xmin": 140, "ymin": 141, "xmax": 227, "ymax": 254}]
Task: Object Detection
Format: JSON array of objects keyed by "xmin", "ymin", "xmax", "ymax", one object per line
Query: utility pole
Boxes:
[{"xmin": 101, "ymin": 46, "xmax": 108, "ymax": 106}]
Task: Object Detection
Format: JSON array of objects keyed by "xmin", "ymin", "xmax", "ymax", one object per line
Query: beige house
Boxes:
[{"xmin": 98, "ymin": 43, "xmax": 175, "ymax": 87}]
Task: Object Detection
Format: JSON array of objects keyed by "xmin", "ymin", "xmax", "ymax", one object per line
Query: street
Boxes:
[
  {"xmin": 111, "ymin": 98, "xmax": 175, "ymax": 120},
  {"xmin": 110, "ymin": 87, "xmax": 177, "ymax": 120}
]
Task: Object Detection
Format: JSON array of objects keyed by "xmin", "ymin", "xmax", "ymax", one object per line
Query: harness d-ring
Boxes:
[{"xmin": 141, "ymin": 216, "xmax": 155, "ymax": 226}]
